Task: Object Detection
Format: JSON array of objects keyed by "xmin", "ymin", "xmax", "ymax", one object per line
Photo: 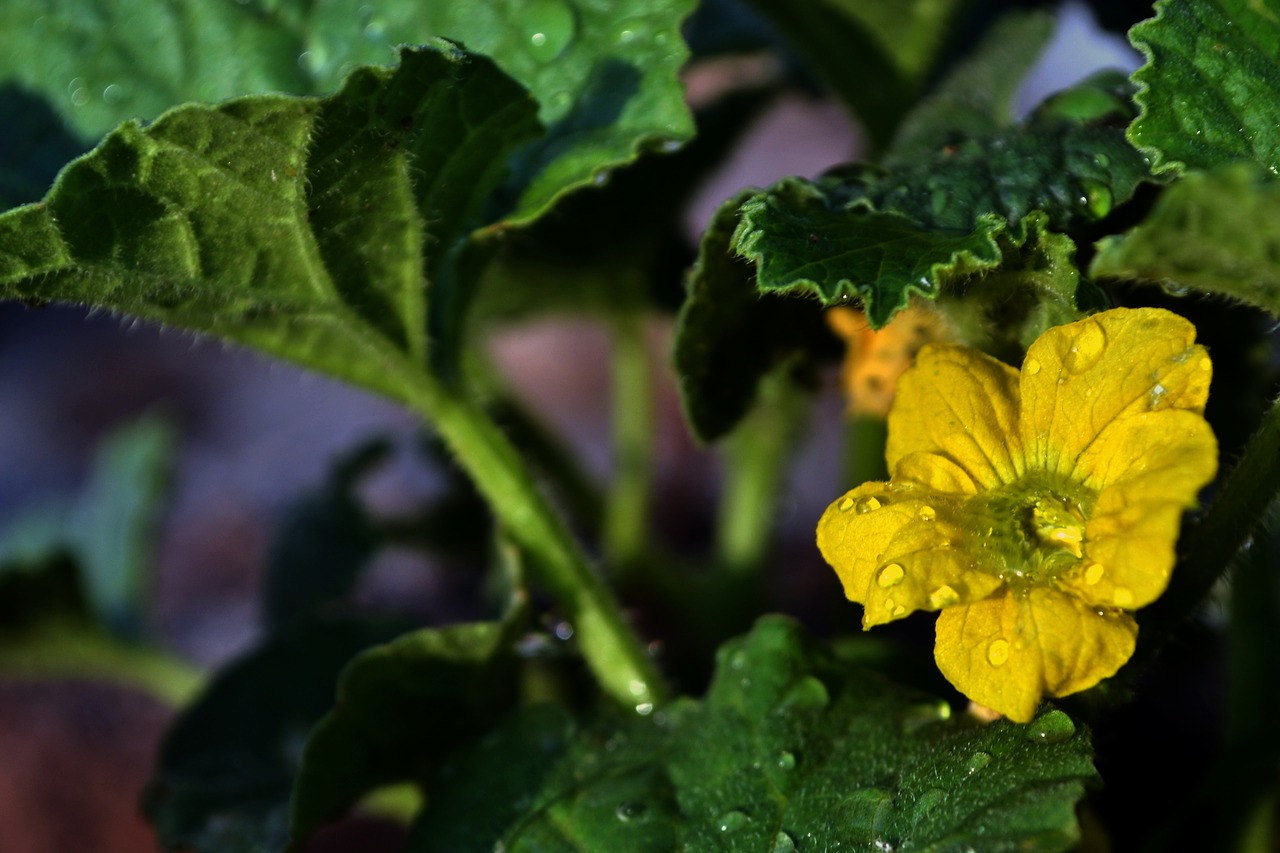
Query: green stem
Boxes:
[
  {"xmin": 403, "ymin": 375, "xmax": 667, "ymax": 709},
  {"xmin": 715, "ymin": 370, "xmax": 806, "ymax": 574},
  {"xmin": 1145, "ymin": 395, "xmax": 1280, "ymax": 634},
  {"xmin": 0, "ymin": 623, "xmax": 205, "ymax": 707},
  {"xmin": 843, "ymin": 414, "xmax": 888, "ymax": 487},
  {"xmin": 603, "ymin": 315, "xmax": 653, "ymax": 573}
]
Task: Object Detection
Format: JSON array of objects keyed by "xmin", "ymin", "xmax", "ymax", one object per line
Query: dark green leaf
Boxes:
[
  {"xmin": 143, "ymin": 617, "xmax": 410, "ymax": 852},
  {"xmin": 887, "ymin": 11, "xmax": 1055, "ymax": 167},
  {"xmin": 0, "ymin": 45, "xmax": 540, "ymax": 404},
  {"xmin": 673, "ymin": 192, "xmax": 833, "ymax": 443},
  {"xmin": 289, "ymin": 618, "xmax": 524, "ymax": 846},
  {"xmin": 410, "ymin": 702, "xmax": 683, "ymax": 853},
  {"xmin": 261, "ymin": 439, "xmax": 390, "ymax": 635},
  {"xmin": 1090, "ymin": 163, "xmax": 1280, "ymax": 316},
  {"xmin": 1128, "ymin": 0, "xmax": 1280, "ymax": 175},
  {"xmin": 407, "ymin": 617, "xmax": 1098, "ymax": 851}
]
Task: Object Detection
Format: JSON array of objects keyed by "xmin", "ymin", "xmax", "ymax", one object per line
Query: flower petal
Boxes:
[
  {"xmin": 888, "ymin": 343, "xmax": 1023, "ymax": 489},
  {"xmin": 816, "ymin": 483, "xmax": 1001, "ymax": 628},
  {"xmin": 1019, "ymin": 308, "xmax": 1211, "ymax": 477},
  {"xmin": 934, "ymin": 588, "xmax": 1137, "ymax": 723}
]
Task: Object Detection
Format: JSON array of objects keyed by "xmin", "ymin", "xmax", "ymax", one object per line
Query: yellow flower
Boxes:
[{"xmin": 816, "ymin": 308, "xmax": 1218, "ymax": 722}]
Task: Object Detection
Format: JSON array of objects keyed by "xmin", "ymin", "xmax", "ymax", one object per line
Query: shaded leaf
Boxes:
[
  {"xmin": 1128, "ymin": 0, "xmax": 1280, "ymax": 175},
  {"xmin": 1090, "ymin": 163, "xmax": 1280, "ymax": 316},
  {"xmin": 0, "ymin": 44, "xmax": 540, "ymax": 403},
  {"xmin": 143, "ymin": 617, "xmax": 411, "ymax": 852},
  {"xmin": 744, "ymin": 0, "xmax": 965, "ymax": 147},
  {"xmin": 261, "ymin": 438, "xmax": 391, "ymax": 635},
  {"xmin": 674, "ymin": 192, "xmax": 835, "ymax": 443},
  {"xmin": 289, "ymin": 618, "xmax": 524, "ymax": 846}
]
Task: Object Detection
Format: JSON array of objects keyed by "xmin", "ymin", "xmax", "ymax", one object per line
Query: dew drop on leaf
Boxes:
[
  {"xmin": 526, "ymin": 0, "xmax": 578, "ymax": 62},
  {"xmin": 841, "ymin": 788, "xmax": 893, "ymax": 840},
  {"xmin": 717, "ymin": 810, "xmax": 750, "ymax": 832},
  {"xmin": 776, "ymin": 750, "xmax": 797, "ymax": 770},
  {"xmin": 911, "ymin": 788, "xmax": 947, "ymax": 822},
  {"xmin": 779, "ymin": 675, "xmax": 830, "ymax": 711},
  {"xmin": 1025, "ymin": 709, "xmax": 1076, "ymax": 743},
  {"xmin": 966, "ymin": 751, "xmax": 992, "ymax": 775},
  {"xmin": 616, "ymin": 800, "xmax": 649, "ymax": 822},
  {"xmin": 772, "ymin": 831, "xmax": 797, "ymax": 853}
]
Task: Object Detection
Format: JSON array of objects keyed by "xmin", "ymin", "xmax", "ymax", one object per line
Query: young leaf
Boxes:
[
  {"xmin": 1090, "ymin": 164, "xmax": 1280, "ymax": 316},
  {"xmin": 0, "ymin": 44, "xmax": 540, "ymax": 404},
  {"xmin": 1128, "ymin": 0, "xmax": 1280, "ymax": 175},
  {"xmin": 143, "ymin": 617, "xmax": 411, "ymax": 852},
  {"xmin": 289, "ymin": 618, "xmax": 524, "ymax": 846}
]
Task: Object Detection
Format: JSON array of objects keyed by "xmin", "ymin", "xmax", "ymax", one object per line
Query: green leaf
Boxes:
[
  {"xmin": 1090, "ymin": 163, "xmax": 1280, "ymax": 316},
  {"xmin": 673, "ymin": 192, "xmax": 833, "ymax": 443},
  {"xmin": 887, "ymin": 11, "xmax": 1055, "ymax": 167},
  {"xmin": 0, "ymin": 44, "xmax": 540, "ymax": 403},
  {"xmin": 1128, "ymin": 0, "xmax": 1280, "ymax": 175},
  {"xmin": 261, "ymin": 438, "xmax": 390, "ymax": 635},
  {"xmin": 289, "ymin": 618, "xmax": 524, "ymax": 846},
  {"xmin": 744, "ymin": 0, "xmax": 965, "ymax": 147},
  {"xmin": 410, "ymin": 702, "xmax": 682, "ymax": 853},
  {"xmin": 407, "ymin": 617, "xmax": 1098, "ymax": 851},
  {"xmin": 143, "ymin": 617, "xmax": 409, "ymax": 853},
  {"xmin": 667, "ymin": 616, "xmax": 1094, "ymax": 852}
]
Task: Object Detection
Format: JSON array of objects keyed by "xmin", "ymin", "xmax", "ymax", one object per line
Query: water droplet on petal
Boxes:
[
  {"xmin": 526, "ymin": 0, "xmax": 578, "ymax": 62},
  {"xmin": 1025, "ymin": 709, "xmax": 1076, "ymax": 743},
  {"xmin": 1083, "ymin": 563, "xmax": 1104, "ymax": 585},
  {"xmin": 772, "ymin": 831, "xmax": 797, "ymax": 853},
  {"xmin": 917, "ymin": 505, "xmax": 936, "ymax": 522},
  {"xmin": 838, "ymin": 496, "xmax": 856, "ymax": 512},
  {"xmin": 877, "ymin": 563, "xmax": 905, "ymax": 588},
  {"xmin": 1149, "ymin": 382, "xmax": 1167, "ymax": 409},
  {"xmin": 1114, "ymin": 587, "xmax": 1134, "ymax": 608},
  {"xmin": 929, "ymin": 584, "xmax": 959, "ymax": 608},
  {"xmin": 717, "ymin": 810, "xmax": 750, "ymax": 832},
  {"xmin": 966, "ymin": 751, "xmax": 992, "ymax": 774},
  {"xmin": 986, "ymin": 639, "xmax": 1010, "ymax": 666},
  {"xmin": 616, "ymin": 800, "xmax": 648, "ymax": 822},
  {"xmin": 1025, "ymin": 357, "xmax": 1041, "ymax": 376},
  {"xmin": 857, "ymin": 496, "xmax": 883, "ymax": 513},
  {"xmin": 1199, "ymin": 357, "xmax": 1212, "ymax": 372},
  {"xmin": 1065, "ymin": 320, "xmax": 1106, "ymax": 373}
]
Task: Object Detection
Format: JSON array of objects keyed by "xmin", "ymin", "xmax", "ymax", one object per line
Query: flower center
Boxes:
[{"xmin": 965, "ymin": 474, "xmax": 1095, "ymax": 587}]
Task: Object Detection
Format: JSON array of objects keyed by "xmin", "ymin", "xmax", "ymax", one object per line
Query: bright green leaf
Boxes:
[
  {"xmin": 1090, "ymin": 164, "xmax": 1280, "ymax": 316},
  {"xmin": 0, "ymin": 44, "xmax": 540, "ymax": 404},
  {"xmin": 1128, "ymin": 0, "xmax": 1280, "ymax": 175},
  {"xmin": 289, "ymin": 618, "xmax": 524, "ymax": 846},
  {"xmin": 143, "ymin": 617, "xmax": 410, "ymax": 852}
]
